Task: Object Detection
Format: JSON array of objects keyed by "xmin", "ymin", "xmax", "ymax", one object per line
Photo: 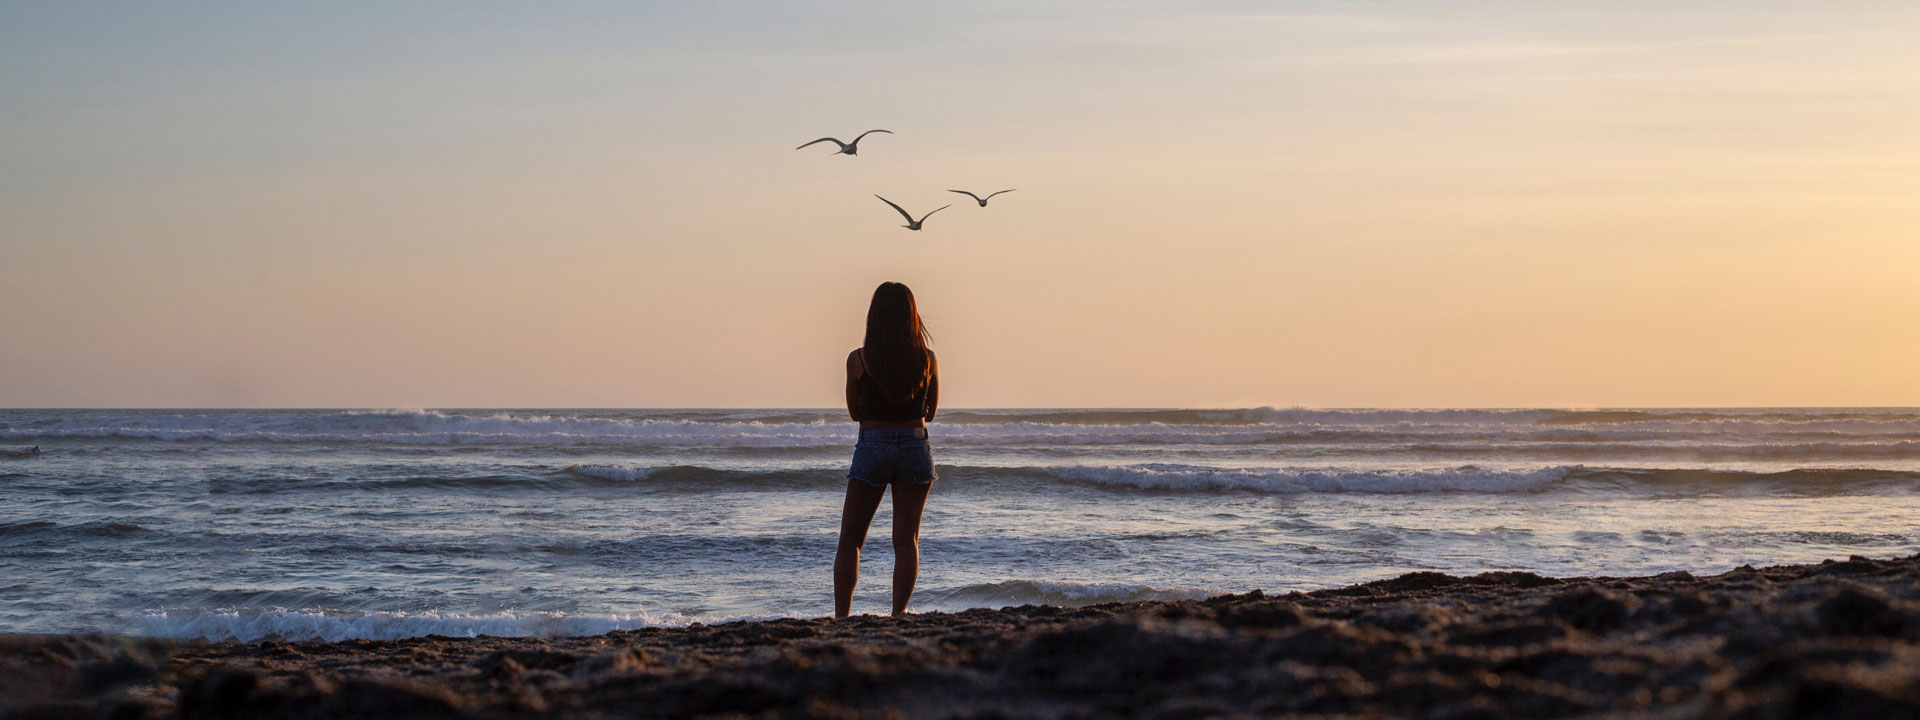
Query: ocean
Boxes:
[{"xmin": 2, "ymin": 408, "xmax": 1916, "ymax": 642}]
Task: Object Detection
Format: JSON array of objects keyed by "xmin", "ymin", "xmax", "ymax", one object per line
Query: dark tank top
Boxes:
[{"xmin": 856, "ymin": 349, "xmax": 930, "ymax": 422}]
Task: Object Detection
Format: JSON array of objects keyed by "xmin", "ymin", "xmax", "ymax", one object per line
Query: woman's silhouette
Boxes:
[{"xmin": 835, "ymin": 282, "xmax": 940, "ymax": 618}]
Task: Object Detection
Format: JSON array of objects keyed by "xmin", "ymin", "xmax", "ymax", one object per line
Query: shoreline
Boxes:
[{"xmin": 5, "ymin": 555, "xmax": 1918, "ymax": 718}]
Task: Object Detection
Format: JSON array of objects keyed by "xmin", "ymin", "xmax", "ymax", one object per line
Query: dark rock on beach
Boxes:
[{"xmin": 5, "ymin": 554, "xmax": 1920, "ymax": 719}]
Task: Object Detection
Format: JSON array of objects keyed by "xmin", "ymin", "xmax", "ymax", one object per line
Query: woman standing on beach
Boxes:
[{"xmin": 835, "ymin": 281, "xmax": 940, "ymax": 618}]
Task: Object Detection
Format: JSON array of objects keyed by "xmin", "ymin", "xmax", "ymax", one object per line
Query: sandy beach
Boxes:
[{"xmin": 4, "ymin": 553, "xmax": 1916, "ymax": 719}]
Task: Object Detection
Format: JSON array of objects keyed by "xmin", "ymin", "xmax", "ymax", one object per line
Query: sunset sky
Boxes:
[{"xmin": 3, "ymin": 1, "xmax": 1917, "ymax": 408}]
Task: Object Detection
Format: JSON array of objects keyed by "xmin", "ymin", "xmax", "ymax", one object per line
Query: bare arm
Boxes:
[
  {"xmin": 845, "ymin": 349, "xmax": 863, "ymax": 422},
  {"xmin": 923, "ymin": 350, "xmax": 939, "ymax": 422}
]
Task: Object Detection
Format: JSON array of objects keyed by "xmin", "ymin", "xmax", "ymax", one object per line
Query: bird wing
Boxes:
[
  {"xmin": 916, "ymin": 204, "xmax": 952, "ymax": 223},
  {"xmin": 875, "ymin": 195, "xmax": 915, "ymax": 222},
  {"xmin": 985, "ymin": 189, "xmax": 1018, "ymax": 199},
  {"xmin": 796, "ymin": 137, "xmax": 843, "ymax": 151},
  {"xmin": 852, "ymin": 129, "xmax": 893, "ymax": 144},
  {"xmin": 947, "ymin": 190, "xmax": 984, "ymax": 202}
]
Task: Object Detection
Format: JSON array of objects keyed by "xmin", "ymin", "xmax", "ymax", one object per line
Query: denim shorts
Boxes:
[{"xmin": 848, "ymin": 427, "xmax": 937, "ymax": 488}]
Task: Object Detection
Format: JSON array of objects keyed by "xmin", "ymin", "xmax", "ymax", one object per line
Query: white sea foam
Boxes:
[
  {"xmin": 1053, "ymin": 464, "xmax": 1578, "ymax": 494},
  {"xmin": 1405, "ymin": 440, "xmax": 1920, "ymax": 460},
  {"xmin": 8, "ymin": 406, "xmax": 1918, "ymax": 641},
  {"xmin": 0, "ymin": 410, "xmax": 852, "ymax": 447},
  {"xmin": 135, "ymin": 607, "xmax": 797, "ymax": 642},
  {"xmin": 4, "ymin": 408, "xmax": 1916, "ymax": 448},
  {"xmin": 130, "ymin": 581, "xmax": 1221, "ymax": 640}
]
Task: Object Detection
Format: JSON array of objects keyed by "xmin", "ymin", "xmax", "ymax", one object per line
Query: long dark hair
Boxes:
[{"xmin": 862, "ymin": 282, "xmax": 932, "ymax": 401}]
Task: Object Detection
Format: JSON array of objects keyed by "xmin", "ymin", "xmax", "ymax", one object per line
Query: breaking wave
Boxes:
[
  {"xmin": 563, "ymin": 464, "xmax": 659, "ymax": 482},
  {"xmin": 133, "ymin": 581, "xmax": 1221, "ymax": 640},
  {"xmin": 190, "ymin": 462, "xmax": 1920, "ymax": 496},
  {"xmin": 1050, "ymin": 464, "xmax": 1920, "ymax": 495},
  {"xmin": 1053, "ymin": 464, "xmax": 1578, "ymax": 494},
  {"xmin": 5, "ymin": 408, "xmax": 1917, "ymax": 449}
]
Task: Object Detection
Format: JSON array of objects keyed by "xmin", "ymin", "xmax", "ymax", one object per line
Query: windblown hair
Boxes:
[{"xmin": 862, "ymin": 282, "xmax": 932, "ymax": 402}]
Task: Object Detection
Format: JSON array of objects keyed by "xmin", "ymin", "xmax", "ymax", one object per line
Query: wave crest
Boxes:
[
  {"xmin": 1054, "ymin": 464, "xmax": 1576, "ymax": 494},
  {"xmin": 5, "ymin": 408, "xmax": 1918, "ymax": 449},
  {"xmin": 563, "ymin": 464, "xmax": 659, "ymax": 482}
]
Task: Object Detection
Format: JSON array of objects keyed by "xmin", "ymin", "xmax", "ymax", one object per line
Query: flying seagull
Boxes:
[
  {"xmin": 948, "ymin": 188, "xmax": 1017, "ymax": 207},
  {"xmin": 795, "ymin": 129, "xmax": 893, "ymax": 156},
  {"xmin": 875, "ymin": 195, "xmax": 950, "ymax": 231}
]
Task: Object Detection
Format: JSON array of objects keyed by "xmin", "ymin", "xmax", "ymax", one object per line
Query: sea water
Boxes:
[{"xmin": 2, "ymin": 408, "xmax": 1916, "ymax": 641}]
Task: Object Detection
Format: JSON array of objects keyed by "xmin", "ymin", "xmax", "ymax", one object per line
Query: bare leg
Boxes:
[
  {"xmin": 890, "ymin": 480, "xmax": 933, "ymax": 617},
  {"xmin": 833, "ymin": 479, "xmax": 887, "ymax": 618}
]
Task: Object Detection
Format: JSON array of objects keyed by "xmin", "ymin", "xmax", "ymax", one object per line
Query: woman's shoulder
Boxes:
[{"xmin": 847, "ymin": 348, "xmax": 865, "ymax": 376}]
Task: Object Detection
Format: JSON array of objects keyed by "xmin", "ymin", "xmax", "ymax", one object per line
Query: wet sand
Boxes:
[{"xmin": 5, "ymin": 554, "xmax": 1918, "ymax": 719}]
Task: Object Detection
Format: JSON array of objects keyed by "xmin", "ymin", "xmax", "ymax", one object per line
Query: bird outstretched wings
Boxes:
[
  {"xmin": 948, "ymin": 188, "xmax": 1017, "ymax": 205},
  {"xmin": 875, "ymin": 195, "xmax": 915, "ymax": 223}
]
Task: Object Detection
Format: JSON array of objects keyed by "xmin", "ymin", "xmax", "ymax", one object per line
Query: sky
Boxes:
[{"xmin": 2, "ymin": 1, "xmax": 1917, "ymax": 408}]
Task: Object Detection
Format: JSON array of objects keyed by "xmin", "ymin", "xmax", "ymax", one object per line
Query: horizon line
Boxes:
[{"xmin": 4, "ymin": 405, "xmax": 1918, "ymax": 412}]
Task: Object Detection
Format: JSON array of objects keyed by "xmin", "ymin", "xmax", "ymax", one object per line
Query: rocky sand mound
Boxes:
[{"xmin": 5, "ymin": 554, "xmax": 1920, "ymax": 718}]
